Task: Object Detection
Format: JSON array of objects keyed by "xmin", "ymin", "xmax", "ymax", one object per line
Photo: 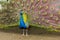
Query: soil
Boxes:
[{"xmin": 0, "ymin": 26, "xmax": 60, "ymax": 40}]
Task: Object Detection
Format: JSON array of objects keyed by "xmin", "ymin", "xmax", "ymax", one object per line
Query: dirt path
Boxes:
[
  {"xmin": 0, "ymin": 26, "xmax": 60, "ymax": 40},
  {"xmin": 0, "ymin": 31, "xmax": 60, "ymax": 40}
]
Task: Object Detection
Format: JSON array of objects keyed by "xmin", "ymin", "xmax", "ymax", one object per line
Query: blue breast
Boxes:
[{"xmin": 19, "ymin": 15, "xmax": 26, "ymax": 29}]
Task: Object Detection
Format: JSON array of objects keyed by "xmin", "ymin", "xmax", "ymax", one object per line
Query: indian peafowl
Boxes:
[{"xmin": 19, "ymin": 10, "xmax": 29, "ymax": 36}]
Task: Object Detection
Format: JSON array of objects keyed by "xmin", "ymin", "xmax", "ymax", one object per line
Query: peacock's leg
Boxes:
[
  {"xmin": 26, "ymin": 29, "xmax": 28, "ymax": 36},
  {"xmin": 22, "ymin": 29, "xmax": 25, "ymax": 36}
]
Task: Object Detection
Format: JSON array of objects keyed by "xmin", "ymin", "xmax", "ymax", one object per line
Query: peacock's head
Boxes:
[{"xmin": 20, "ymin": 10, "xmax": 24, "ymax": 15}]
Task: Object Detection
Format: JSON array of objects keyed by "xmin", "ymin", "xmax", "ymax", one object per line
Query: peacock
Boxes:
[
  {"xmin": 18, "ymin": 0, "xmax": 60, "ymax": 30},
  {"xmin": 19, "ymin": 10, "xmax": 29, "ymax": 36},
  {"xmin": 9, "ymin": 0, "xmax": 60, "ymax": 33}
]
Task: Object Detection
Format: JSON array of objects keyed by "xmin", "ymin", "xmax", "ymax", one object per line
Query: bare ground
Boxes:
[{"xmin": 0, "ymin": 26, "xmax": 60, "ymax": 40}]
